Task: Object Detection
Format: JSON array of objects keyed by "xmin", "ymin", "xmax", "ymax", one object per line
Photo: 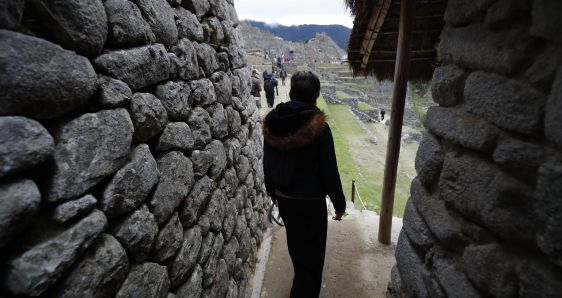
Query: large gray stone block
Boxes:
[
  {"xmin": 203, "ymin": 189, "xmax": 226, "ymax": 232},
  {"xmin": 47, "ymin": 109, "xmax": 133, "ymax": 202},
  {"xmin": 175, "ymin": 265, "xmax": 203, "ymax": 296},
  {"xmin": 100, "ymin": 144, "xmax": 159, "ymax": 218},
  {"xmin": 188, "ymin": 107, "xmax": 213, "ymax": 148},
  {"xmin": 211, "ymin": 71, "xmax": 233, "ymax": 105},
  {"xmin": 26, "ymin": 0, "xmax": 107, "ymax": 56},
  {"xmin": 207, "ymin": 140, "xmax": 227, "ymax": 179},
  {"xmin": 227, "ymin": 43, "xmax": 246, "ymax": 69},
  {"xmin": 545, "ymin": 67, "xmax": 562, "ymax": 148},
  {"xmin": 208, "ymin": 103, "xmax": 229, "ymax": 139},
  {"xmin": 97, "ymin": 75, "xmax": 133, "ymax": 109},
  {"xmin": 182, "ymin": 0, "xmax": 210, "ymax": 18},
  {"xmin": 54, "ymin": 234, "xmax": 129, "ymax": 298},
  {"xmin": 444, "ymin": 0, "xmax": 496, "ymax": 26},
  {"xmin": 439, "ymin": 153, "xmax": 536, "ymax": 241},
  {"xmin": 493, "ymin": 137, "xmax": 545, "ymax": 172},
  {"xmin": 111, "ymin": 205, "xmax": 158, "ymax": 262},
  {"xmin": 51, "ymin": 194, "xmax": 98, "ymax": 224},
  {"xmin": 155, "ymin": 81, "xmax": 192, "ymax": 121},
  {"xmin": 94, "ymin": 44, "xmax": 170, "ymax": 90},
  {"xmin": 116, "ymin": 262, "xmax": 170, "ymax": 298},
  {"xmin": 464, "ymin": 71, "xmax": 546, "ymax": 135},
  {"xmin": 428, "ymin": 247, "xmax": 480, "ymax": 298},
  {"xmin": 0, "ymin": 30, "xmax": 98, "ymax": 119},
  {"xmin": 439, "ymin": 23, "xmax": 531, "ymax": 75},
  {"xmin": 535, "ymin": 162, "xmax": 562, "ymax": 267},
  {"xmin": 167, "ymin": 226, "xmax": 202, "ymax": 288},
  {"xmin": 0, "ymin": 179, "xmax": 40, "ymax": 248},
  {"xmin": 517, "ymin": 260, "xmax": 562, "ymax": 297},
  {"xmin": 148, "ymin": 151, "xmax": 194, "ymax": 225},
  {"xmin": 431, "ymin": 64, "xmax": 466, "ymax": 107},
  {"xmin": 425, "ymin": 107, "xmax": 499, "ymax": 152},
  {"xmin": 414, "ymin": 131, "xmax": 444, "ymax": 185},
  {"xmin": 0, "ymin": 0, "xmax": 24, "ymax": 30},
  {"xmin": 202, "ymin": 259, "xmax": 229, "ymax": 298},
  {"xmin": 104, "ymin": 0, "xmax": 155, "ymax": 47},
  {"xmin": 129, "ymin": 93, "xmax": 169, "ymax": 142},
  {"xmin": 203, "ymin": 17, "xmax": 225, "ymax": 45},
  {"xmin": 203, "ymin": 232, "xmax": 224, "ymax": 287},
  {"xmin": 4, "ymin": 210, "xmax": 107, "ymax": 296},
  {"xmin": 0, "ymin": 116, "xmax": 54, "ymax": 178},
  {"xmin": 402, "ymin": 198, "xmax": 434, "ymax": 251},
  {"xmin": 179, "ymin": 176, "xmax": 214, "ymax": 227},
  {"xmin": 152, "ymin": 212, "xmax": 183, "ymax": 263},
  {"xmin": 463, "ymin": 243, "xmax": 518, "ymax": 297},
  {"xmin": 198, "ymin": 232, "xmax": 215, "ymax": 264},
  {"xmin": 175, "ymin": 7, "xmax": 204, "ymax": 41},
  {"xmin": 191, "ymin": 79, "xmax": 218, "ymax": 107},
  {"xmin": 171, "ymin": 38, "xmax": 200, "ymax": 80},
  {"xmin": 525, "ymin": 45, "xmax": 562, "ymax": 93},
  {"xmin": 157, "ymin": 122, "xmax": 195, "ymax": 153},
  {"xmin": 226, "ymin": 106, "xmax": 242, "ymax": 136},
  {"xmin": 484, "ymin": 0, "xmax": 531, "ymax": 29},
  {"xmin": 410, "ymin": 179, "xmax": 470, "ymax": 251},
  {"xmin": 194, "ymin": 42, "xmax": 219, "ymax": 77},
  {"xmin": 132, "ymin": 0, "xmax": 178, "ymax": 48},
  {"xmin": 395, "ymin": 231, "xmax": 429, "ymax": 298},
  {"xmin": 531, "ymin": 0, "xmax": 562, "ymax": 44}
]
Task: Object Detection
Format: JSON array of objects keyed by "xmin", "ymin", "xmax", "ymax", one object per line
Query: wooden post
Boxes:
[
  {"xmin": 378, "ymin": 0, "xmax": 415, "ymax": 245},
  {"xmin": 351, "ymin": 180, "xmax": 356, "ymax": 204}
]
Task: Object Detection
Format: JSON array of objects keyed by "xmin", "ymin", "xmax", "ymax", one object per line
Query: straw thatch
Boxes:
[{"xmin": 345, "ymin": 0, "xmax": 447, "ymax": 81}]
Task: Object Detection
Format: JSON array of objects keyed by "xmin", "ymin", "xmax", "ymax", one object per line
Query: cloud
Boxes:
[{"xmin": 234, "ymin": 0, "xmax": 353, "ymax": 27}]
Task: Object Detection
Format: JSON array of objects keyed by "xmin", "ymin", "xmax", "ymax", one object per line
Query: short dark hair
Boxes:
[{"xmin": 289, "ymin": 71, "xmax": 321, "ymax": 103}]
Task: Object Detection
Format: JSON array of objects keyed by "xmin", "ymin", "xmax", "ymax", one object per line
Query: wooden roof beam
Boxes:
[{"xmin": 360, "ymin": 0, "xmax": 392, "ymax": 69}]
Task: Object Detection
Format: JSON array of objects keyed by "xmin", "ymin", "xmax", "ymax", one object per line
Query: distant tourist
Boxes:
[
  {"xmin": 251, "ymin": 69, "xmax": 262, "ymax": 108},
  {"xmin": 380, "ymin": 108, "xmax": 386, "ymax": 120},
  {"xmin": 262, "ymin": 71, "xmax": 346, "ymax": 298},
  {"xmin": 263, "ymin": 72, "xmax": 278, "ymax": 108},
  {"xmin": 280, "ymin": 69, "xmax": 287, "ymax": 86}
]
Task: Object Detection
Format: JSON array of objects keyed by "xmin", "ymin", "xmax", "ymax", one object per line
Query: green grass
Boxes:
[
  {"xmin": 317, "ymin": 95, "xmax": 416, "ymax": 217},
  {"xmin": 336, "ymin": 91, "xmax": 354, "ymax": 100},
  {"xmin": 357, "ymin": 102, "xmax": 371, "ymax": 111}
]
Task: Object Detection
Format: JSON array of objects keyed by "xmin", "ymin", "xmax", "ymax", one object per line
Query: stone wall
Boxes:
[
  {"xmin": 390, "ymin": 0, "xmax": 562, "ymax": 297},
  {"xmin": 0, "ymin": 0, "xmax": 268, "ymax": 297}
]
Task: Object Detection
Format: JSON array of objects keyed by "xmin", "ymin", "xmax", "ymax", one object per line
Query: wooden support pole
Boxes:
[
  {"xmin": 378, "ymin": 0, "xmax": 415, "ymax": 245},
  {"xmin": 351, "ymin": 180, "xmax": 356, "ymax": 204}
]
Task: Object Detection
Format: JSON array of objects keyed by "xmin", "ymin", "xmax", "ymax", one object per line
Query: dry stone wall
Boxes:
[
  {"xmin": 0, "ymin": 0, "xmax": 269, "ymax": 297},
  {"xmin": 389, "ymin": 0, "xmax": 562, "ymax": 297}
]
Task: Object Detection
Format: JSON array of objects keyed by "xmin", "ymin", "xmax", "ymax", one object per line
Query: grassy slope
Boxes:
[{"xmin": 318, "ymin": 96, "xmax": 415, "ymax": 216}]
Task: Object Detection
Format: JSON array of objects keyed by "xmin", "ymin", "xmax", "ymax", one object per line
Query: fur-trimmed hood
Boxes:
[{"xmin": 262, "ymin": 101, "xmax": 326, "ymax": 151}]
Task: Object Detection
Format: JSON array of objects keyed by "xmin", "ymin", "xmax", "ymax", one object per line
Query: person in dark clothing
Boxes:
[
  {"xmin": 263, "ymin": 72, "xmax": 278, "ymax": 108},
  {"xmin": 262, "ymin": 71, "xmax": 346, "ymax": 298},
  {"xmin": 380, "ymin": 108, "xmax": 386, "ymax": 120}
]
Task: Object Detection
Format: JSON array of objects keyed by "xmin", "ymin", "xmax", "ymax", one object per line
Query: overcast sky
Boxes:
[{"xmin": 234, "ymin": 0, "xmax": 354, "ymax": 28}]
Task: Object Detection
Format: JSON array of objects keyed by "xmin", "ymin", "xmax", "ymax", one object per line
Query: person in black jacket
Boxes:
[{"xmin": 262, "ymin": 71, "xmax": 346, "ymax": 298}]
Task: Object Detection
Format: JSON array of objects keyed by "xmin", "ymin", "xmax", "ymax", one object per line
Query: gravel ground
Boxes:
[{"xmin": 259, "ymin": 202, "xmax": 403, "ymax": 298}]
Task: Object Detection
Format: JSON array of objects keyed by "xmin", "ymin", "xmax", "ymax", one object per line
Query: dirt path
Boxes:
[{"xmin": 259, "ymin": 204, "xmax": 403, "ymax": 298}]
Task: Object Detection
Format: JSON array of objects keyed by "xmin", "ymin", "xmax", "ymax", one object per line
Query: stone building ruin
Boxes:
[
  {"xmin": 346, "ymin": 0, "xmax": 562, "ymax": 296},
  {"xmin": 0, "ymin": 0, "xmax": 268, "ymax": 296}
]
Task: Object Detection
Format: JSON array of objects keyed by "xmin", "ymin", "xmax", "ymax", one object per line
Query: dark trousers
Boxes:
[
  {"xmin": 266, "ymin": 96, "xmax": 275, "ymax": 107},
  {"xmin": 277, "ymin": 198, "xmax": 328, "ymax": 298}
]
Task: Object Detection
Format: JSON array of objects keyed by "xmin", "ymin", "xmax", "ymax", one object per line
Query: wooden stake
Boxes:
[{"xmin": 378, "ymin": 0, "xmax": 415, "ymax": 245}]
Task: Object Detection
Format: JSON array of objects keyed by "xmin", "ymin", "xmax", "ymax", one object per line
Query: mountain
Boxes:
[{"xmin": 242, "ymin": 20, "xmax": 351, "ymax": 49}]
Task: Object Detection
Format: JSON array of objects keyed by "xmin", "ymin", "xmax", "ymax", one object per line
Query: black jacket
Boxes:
[{"xmin": 262, "ymin": 100, "xmax": 346, "ymax": 213}]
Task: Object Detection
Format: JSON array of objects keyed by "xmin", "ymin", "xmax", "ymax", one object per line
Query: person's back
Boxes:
[
  {"xmin": 262, "ymin": 71, "xmax": 346, "ymax": 298},
  {"xmin": 264, "ymin": 74, "xmax": 278, "ymax": 107}
]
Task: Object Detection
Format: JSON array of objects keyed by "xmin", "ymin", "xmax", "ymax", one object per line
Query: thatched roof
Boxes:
[{"xmin": 345, "ymin": 0, "xmax": 447, "ymax": 81}]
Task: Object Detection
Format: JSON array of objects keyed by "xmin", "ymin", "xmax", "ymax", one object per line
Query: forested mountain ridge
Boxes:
[{"xmin": 242, "ymin": 20, "xmax": 351, "ymax": 49}]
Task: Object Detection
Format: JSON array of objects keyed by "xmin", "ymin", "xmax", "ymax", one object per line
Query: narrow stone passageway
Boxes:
[{"xmin": 258, "ymin": 202, "xmax": 403, "ymax": 298}]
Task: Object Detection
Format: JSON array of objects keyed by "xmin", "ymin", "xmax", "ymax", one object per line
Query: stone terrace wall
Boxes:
[
  {"xmin": 390, "ymin": 0, "xmax": 562, "ymax": 297},
  {"xmin": 0, "ymin": 0, "xmax": 269, "ymax": 297}
]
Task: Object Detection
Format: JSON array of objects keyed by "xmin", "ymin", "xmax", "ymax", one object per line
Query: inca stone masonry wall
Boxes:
[
  {"xmin": 0, "ymin": 0, "xmax": 269, "ymax": 297},
  {"xmin": 389, "ymin": 0, "xmax": 562, "ymax": 297}
]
